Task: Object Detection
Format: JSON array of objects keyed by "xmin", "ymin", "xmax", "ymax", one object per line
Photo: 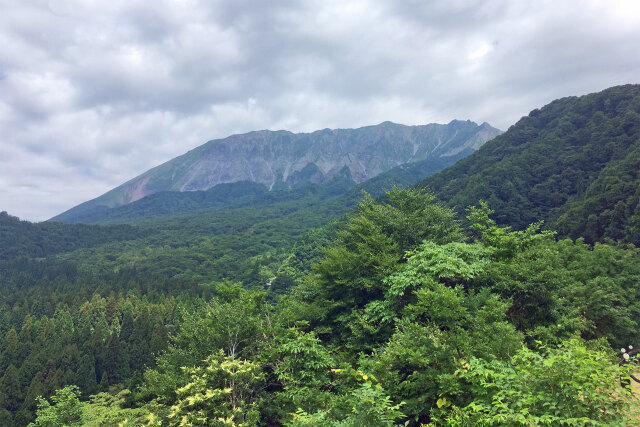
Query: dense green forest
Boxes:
[
  {"xmin": 0, "ymin": 212, "xmax": 147, "ymax": 261},
  {"xmin": 0, "ymin": 170, "xmax": 408, "ymax": 425},
  {"xmin": 2, "ymin": 85, "xmax": 640, "ymax": 425},
  {"xmin": 4, "ymin": 188, "xmax": 638, "ymax": 426},
  {"xmin": 421, "ymin": 84, "xmax": 640, "ymax": 245}
]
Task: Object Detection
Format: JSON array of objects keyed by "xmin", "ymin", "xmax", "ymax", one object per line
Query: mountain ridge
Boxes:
[{"xmin": 52, "ymin": 119, "xmax": 501, "ymax": 223}]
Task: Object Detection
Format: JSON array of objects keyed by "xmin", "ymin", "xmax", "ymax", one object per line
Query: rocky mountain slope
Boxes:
[{"xmin": 52, "ymin": 120, "xmax": 500, "ymax": 223}]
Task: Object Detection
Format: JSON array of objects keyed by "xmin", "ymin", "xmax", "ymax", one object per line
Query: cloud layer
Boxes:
[{"xmin": 1, "ymin": 0, "xmax": 639, "ymax": 221}]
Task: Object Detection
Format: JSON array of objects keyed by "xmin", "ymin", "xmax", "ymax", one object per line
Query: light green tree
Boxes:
[
  {"xmin": 168, "ymin": 351, "xmax": 263, "ymax": 426},
  {"xmin": 430, "ymin": 339, "xmax": 640, "ymax": 426},
  {"xmin": 28, "ymin": 385, "xmax": 82, "ymax": 427}
]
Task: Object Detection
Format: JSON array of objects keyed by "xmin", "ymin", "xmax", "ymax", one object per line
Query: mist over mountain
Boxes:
[{"xmin": 52, "ymin": 120, "xmax": 500, "ymax": 223}]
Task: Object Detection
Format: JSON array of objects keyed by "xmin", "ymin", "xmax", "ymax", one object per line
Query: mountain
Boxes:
[
  {"xmin": 52, "ymin": 120, "xmax": 501, "ymax": 223},
  {"xmin": 53, "ymin": 154, "xmax": 465, "ymax": 225},
  {"xmin": 419, "ymin": 84, "xmax": 640, "ymax": 245}
]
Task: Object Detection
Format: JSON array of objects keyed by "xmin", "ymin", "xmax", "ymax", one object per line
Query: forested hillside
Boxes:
[
  {"xmin": 1, "ymin": 144, "xmax": 473, "ymax": 425},
  {"xmin": 2, "ymin": 85, "xmax": 640, "ymax": 425},
  {"xmin": 50, "ymin": 177, "xmax": 352, "ymax": 225},
  {"xmin": 0, "ymin": 212, "xmax": 146, "ymax": 261},
  {"xmin": 7, "ymin": 188, "xmax": 639, "ymax": 426},
  {"xmin": 420, "ymin": 84, "xmax": 640, "ymax": 245}
]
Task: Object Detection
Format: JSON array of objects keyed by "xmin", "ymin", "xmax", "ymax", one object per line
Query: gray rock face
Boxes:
[{"xmin": 53, "ymin": 120, "xmax": 501, "ymax": 220}]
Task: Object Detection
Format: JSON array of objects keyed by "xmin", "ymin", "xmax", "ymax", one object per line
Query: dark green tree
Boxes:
[{"xmin": 2, "ymin": 364, "xmax": 22, "ymax": 412}]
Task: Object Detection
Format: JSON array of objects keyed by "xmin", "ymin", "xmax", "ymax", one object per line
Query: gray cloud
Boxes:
[{"xmin": 1, "ymin": 0, "xmax": 639, "ymax": 221}]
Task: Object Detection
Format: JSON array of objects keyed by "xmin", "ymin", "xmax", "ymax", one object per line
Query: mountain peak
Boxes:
[{"xmin": 52, "ymin": 120, "xmax": 501, "ymax": 223}]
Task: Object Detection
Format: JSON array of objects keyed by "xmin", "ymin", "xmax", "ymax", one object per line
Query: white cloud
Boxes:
[
  {"xmin": 468, "ymin": 42, "xmax": 493, "ymax": 60},
  {"xmin": 0, "ymin": 0, "xmax": 639, "ymax": 221}
]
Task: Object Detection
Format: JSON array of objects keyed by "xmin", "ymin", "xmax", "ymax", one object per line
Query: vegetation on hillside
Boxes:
[
  {"xmin": 2, "ymin": 188, "xmax": 639, "ymax": 425},
  {"xmin": 421, "ymin": 84, "xmax": 640, "ymax": 245},
  {"xmin": 0, "ymin": 211, "xmax": 146, "ymax": 261},
  {"xmin": 3, "ymin": 85, "xmax": 640, "ymax": 425}
]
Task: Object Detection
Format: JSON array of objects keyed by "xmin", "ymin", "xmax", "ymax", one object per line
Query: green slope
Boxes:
[
  {"xmin": 419, "ymin": 84, "xmax": 640, "ymax": 245},
  {"xmin": 0, "ymin": 211, "xmax": 146, "ymax": 261}
]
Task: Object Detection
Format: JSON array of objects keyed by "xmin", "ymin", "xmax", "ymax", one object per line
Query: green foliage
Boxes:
[
  {"xmin": 0, "ymin": 211, "xmax": 146, "ymax": 261},
  {"xmin": 481, "ymin": 236, "xmax": 640, "ymax": 348},
  {"xmin": 0, "ymin": 292, "xmax": 174, "ymax": 426},
  {"xmin": 259, "ymin": 328, "xmax": 335, "ymax": 419},
  {"xmin": 288, "ymin": 370, "xmax": 405, "ymax": 427},
  {"xmin": 0, "ymin": 148, "xmax": 474, "ymax": 422},
  {"xmin": 29, "ymin": 386, "xmax": 154, "ymax": 427},
  {"xmin": 291, "ymin": 187, "xmax": 463, "ymax": 351},
  {"xmin": 272, "ymin": 329, "xmax": 334, "ymax": 388},
  {"xmin": 168, "ymin": 351, "xmax": 263, "ymax": 426},
  {"xmin": 28, "ymin": 385, "xmax": 82, "ymax": 427},
  {"xmin": 271, "ymin": 226, "xmax": 337, "ymax": 295},
  {"xmin": 79, "ymin": 390, "xmax": 151, "ymax": 426},
  {"xmin": 363, "ymin": 187, "xmax": 465, "ymax": 252},
  {"xmin": 430, "ymin": 339, "xmax": 639, "ymax": 426},
  {"xmin": 359, "ymin": 239, "xmax": 522, "ymax": 421},
  {"xmin": 53, "ymin": 181, "xmax": 272, "ymax": 224},
  {"xmin": 139, "ymin": 282, "xmax": 268, "ymax": 405},
  {"xmin": 206, "ymin": 281, "xmax": 267, "ymax": 359},
  {"xmin": 0, "ymin": 184, "xmax": 357, "ymax": 423},
  {"xmin": 275, "ymin": 189, "xmax": 640, "ymax": 424},
  {"xmin": 467, "ymin": 202, "xmax": 555, "ymax": 258},
  {"xmin": 5, "ymin": 173, "xmax": 640, "ymax": 426},
  {"xmin": 421, "ymin": 84, "xmax": 640, "ymax": 245}
]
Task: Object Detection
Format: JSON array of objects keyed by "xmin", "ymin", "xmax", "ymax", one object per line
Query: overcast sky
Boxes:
[{"xmin": 1, "ymin": 0, "xmax": 639, "ymax": 221}]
